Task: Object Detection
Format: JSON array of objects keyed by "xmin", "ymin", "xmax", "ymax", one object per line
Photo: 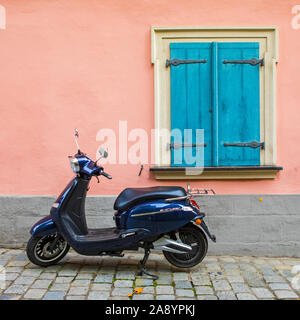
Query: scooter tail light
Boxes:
[{"xmin": 190, "ymin": 199, "xmax": 200, "ymax": 209}]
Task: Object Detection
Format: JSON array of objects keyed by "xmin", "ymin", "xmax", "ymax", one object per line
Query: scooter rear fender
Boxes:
[
  {"xmin": 191, "ymin": 218, "xmax": 216, "ymax": 242},
  {"xmin": 30, "ymin": 215, "xmax": 58, "ymax": 238}
]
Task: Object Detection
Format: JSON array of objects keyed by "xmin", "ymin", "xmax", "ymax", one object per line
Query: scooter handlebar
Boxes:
[
  {"xmin": 100, "ymin": 170, "xmax": 112, "ymax": 179},
  {"xmin": 93, "ymin": 165, "xmax": 112, "ymax": 179}
]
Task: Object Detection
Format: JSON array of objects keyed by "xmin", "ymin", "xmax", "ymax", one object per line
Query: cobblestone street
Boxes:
[{"xmin": 0, "ymin": 248, "xmax": 299, "ymax": 300}]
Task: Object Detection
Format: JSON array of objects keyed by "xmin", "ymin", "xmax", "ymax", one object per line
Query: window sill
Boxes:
[{"xmin": 149, "ymin": 166, "xmax": 283, "ymax": 180}]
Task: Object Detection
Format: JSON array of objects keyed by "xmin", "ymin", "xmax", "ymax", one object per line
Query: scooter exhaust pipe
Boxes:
[{"xmin": 153, "ymin": 238, "xmax": 192, "ymax": 254}]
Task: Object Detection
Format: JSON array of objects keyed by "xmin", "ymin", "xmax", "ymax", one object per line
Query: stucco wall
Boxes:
[{"xmin": 0, "ymin": 0, "xmax": 300, "ymax": 196}]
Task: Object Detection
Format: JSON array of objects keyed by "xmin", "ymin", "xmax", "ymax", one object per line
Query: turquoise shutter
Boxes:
[
  {"xmin": 170, "ymin": 43, "xmax": 213, "ymax": 167},
  {"xmin": 169, "ymin": 42, "xmax": 261, "ymax": 167},
  {"xmin": 217, "ymin": 43, "xmax": 260, "ymax": 166}
]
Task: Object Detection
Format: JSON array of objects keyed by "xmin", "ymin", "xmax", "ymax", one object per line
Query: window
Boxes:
[{"xmin": 150, "ymin": 27, "xmax": 282, "ymax": 179}]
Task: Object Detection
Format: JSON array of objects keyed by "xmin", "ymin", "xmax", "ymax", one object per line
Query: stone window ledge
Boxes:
[{"xmin": 150, "ymin": 166, "xmax": 283, "ymax": 180}]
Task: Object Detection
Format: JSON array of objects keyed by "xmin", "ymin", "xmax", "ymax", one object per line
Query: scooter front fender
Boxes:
[{"xmin": 30, "ymin": 215, "xmax": 58, "ymax": 238}]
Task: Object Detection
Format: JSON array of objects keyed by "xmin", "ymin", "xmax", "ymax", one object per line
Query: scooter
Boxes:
[{"xmin": 27, "ymin": 130, "xmax": 216, "ymax": 279}]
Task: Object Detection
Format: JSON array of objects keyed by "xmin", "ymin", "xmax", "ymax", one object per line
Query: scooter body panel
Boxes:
[{"xmin": 116, "ymin": 200, "xmax": 202, "ymax": 236}]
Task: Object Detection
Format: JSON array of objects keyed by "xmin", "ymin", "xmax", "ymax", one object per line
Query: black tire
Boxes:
[
  {"xmin": 163, "ymin": 225, "xmax": 208, "ymax": 268},
  {"xmin": 26, "ymin": 234, "xmax": 70, "ymax": 267}
]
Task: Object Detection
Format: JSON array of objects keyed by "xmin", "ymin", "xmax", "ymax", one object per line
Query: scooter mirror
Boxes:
[
  {"xmin": 98, "ymin": 147, "xmax": 108, "ymax": 158},
  {"xmin": 74, "ymin": 128, "xmax": 80, "ymax": 152}
]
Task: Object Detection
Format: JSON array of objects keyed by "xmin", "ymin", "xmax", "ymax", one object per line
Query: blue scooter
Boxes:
[{"xmin": 27, "ymin": 130, "xmax": 216, "ymax": 278}]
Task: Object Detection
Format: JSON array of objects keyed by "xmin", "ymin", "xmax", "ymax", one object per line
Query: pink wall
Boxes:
[{"xmin": 0, "ymin": 0, "xmax": 300, "ymax": 195}]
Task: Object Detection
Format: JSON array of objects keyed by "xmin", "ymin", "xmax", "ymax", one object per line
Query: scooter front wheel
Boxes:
[
  {"xmin": 163, "ymin": 225, "xmax": 208, "ymax": 268},
  {"xmin": 26, "ymin": 234, "xmax": 70, "ymax": 267}
]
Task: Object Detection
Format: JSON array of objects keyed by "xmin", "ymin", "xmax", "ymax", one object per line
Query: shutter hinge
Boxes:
[
  {"xmin": 166, "ymin": 58, "xmax": 207, "ymax": 68},
  {"xmin": 223, "ymin": 58, "xmax": 264, "ymax": 66},
  {"xmin": 223, "ymin": 141, "xmax": 265, "ymax": 149},
  {"xmin": 167, "ymin": 142, "xmax": 207, "ymax": 150}
]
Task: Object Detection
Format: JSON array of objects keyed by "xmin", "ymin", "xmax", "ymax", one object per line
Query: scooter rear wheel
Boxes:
[
  {"xmin": 26, "ymin": 234, "xmax": 70, "ymax": 267},
  {"xmin": 163, "ymin": 225, "xmax": 208, "ymax": 268}
]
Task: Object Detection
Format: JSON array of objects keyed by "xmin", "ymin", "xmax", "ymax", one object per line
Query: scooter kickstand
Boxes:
[{"xmin": 137, "ymin": 248, "xmax": 159, "ymax": 280}]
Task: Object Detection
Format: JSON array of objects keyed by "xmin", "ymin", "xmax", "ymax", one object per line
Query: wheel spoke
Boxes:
[
  {"xmin": 172, "ymin": 231, "xmax": 200, "ymax": 261},
  {"xmin": 34, "ymin": 235, "xmax": 67, "ymax": 262}
]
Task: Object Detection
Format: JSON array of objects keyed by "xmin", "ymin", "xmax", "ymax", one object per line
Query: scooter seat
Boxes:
[{"xmin": 114, "ymin": 186, "xmax": 187, "ymax": 211}]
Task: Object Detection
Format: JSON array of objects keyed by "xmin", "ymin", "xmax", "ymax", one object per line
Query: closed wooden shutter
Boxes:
[{"xmin": 170, "ymin": 42, "xmax": 261, "ymax": 167}]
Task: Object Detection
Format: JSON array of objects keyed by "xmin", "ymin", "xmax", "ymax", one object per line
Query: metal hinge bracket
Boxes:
[
  {"xmin": 223, "ymin": 141, "xmax": 265, "ymax": 149},
  {"xmin": 166, "ymin": 58, "xmax": 207, "ymax": 67},
  {"xmin": 167, "ymin": 142, "xmax": 207, "ymax": 150},
  {"xmin": 223, "ymin": 58, "xmax": 264, "ymax": 66}
]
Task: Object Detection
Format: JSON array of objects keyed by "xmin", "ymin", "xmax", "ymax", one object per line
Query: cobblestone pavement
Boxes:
[{"xmin": 0, "ymin": 248, "xmax": 299, "ymax": 300}]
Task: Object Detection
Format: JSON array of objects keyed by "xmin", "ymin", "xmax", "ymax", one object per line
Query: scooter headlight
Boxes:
[{"xmin": 69, "ymin": 157, "xmax": 80, "ymax": 173}]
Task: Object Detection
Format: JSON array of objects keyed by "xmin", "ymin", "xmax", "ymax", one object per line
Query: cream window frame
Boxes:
[{"xmin": 151, "ymin": 26, "xmax": 279, "ymax": 179}]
